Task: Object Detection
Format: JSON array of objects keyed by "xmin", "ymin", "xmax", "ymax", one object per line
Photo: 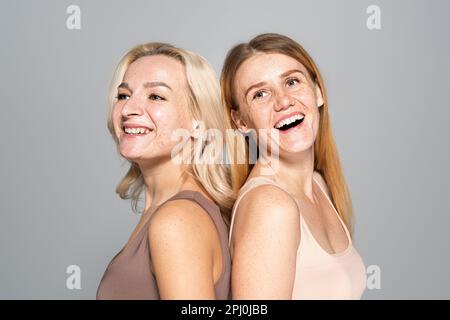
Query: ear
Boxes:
[
  {"xmin": 315, "ymin": 82, "xmax": 324, "ymax": 108},
  {"xmin": 190, "ymin": 119, "xmax": 201, "ymax": 139},
  {"xmin": 231, "ymin": 109, "xmax": 250, "ymax": 133},
  {"xmin": 192, "ymin": 119, "xmax": 200, "ymax": 130}
]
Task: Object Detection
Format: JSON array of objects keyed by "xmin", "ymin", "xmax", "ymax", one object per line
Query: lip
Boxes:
[
  {"xmin": 278, "ymin": 118, "xmax": 304, "ymax": 134},
  {"xmin": 119, "ymin": 122, "xmax": 154, "ymax": 140},
  {"xmin": 273, "ymin": 111, "xmax": 305, "ymax": 128}
]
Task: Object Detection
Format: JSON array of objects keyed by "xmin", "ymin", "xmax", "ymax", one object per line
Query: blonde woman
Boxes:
[
  {"xmin": 221, "ymin": 33, "xmax": 366, "ymax": 299},
  {"xmin": 97, "ymin": 43, "xmax": 239, "ymax": 299}
]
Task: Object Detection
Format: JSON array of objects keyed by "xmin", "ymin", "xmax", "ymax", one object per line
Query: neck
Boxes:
[
  {"xmin": 256, "ymin": 147, "xmax": 316, "ymax": 201},
  {"xmin": 137, "ymin": 156, "xmax": 187, "ymax": 213}
]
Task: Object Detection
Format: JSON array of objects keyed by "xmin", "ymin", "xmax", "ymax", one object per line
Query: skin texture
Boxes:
[
  {"xmin": 231, "ymin": 184, "xmax": 300, "ymax": 299},
  {"xmin": 230, "ymin": 53, "xmax": 348, "ymax": 299},
  {"xmin": 148, "ymin": 199, "xmax": 220, "ymax": 299},
  {"xmin": 232, "ymin": 53, "xmax": 324, "ymax": 158},
  {"xmin": 112, "ymin": 55, "xmax": 223, "ymax": 299},
  {"xmin": 113, "ymin": 55, "xmax": 192, "ymax": 163}
]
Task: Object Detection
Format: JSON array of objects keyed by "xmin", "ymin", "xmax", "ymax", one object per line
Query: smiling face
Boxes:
[
  {"xmin": 112, "ymin": 55, "xmax": 192, "ymax": 163},
  {"xmin": 233, "ymin": 53, "xmax": 324, "ymax": 155}
]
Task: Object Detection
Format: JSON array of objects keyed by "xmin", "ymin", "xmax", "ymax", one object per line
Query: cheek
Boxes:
[
  {"xmin": 249, "ymin": 107, "xmax": 272, "ymax": 128},
  {"xmin": 152, "ymin": 107, "xmax": 189, "ymax": 142},
  {"xmin": 112, "ymin": 105, "xmax": 123, "ymax": 136},
  {"xmin": 295, "ymin": 86, "xmax": 317, "ymax": 108},
  {"xmin": 151, "ymin": 108, "xmax": 165, "ymax": 124},
  {"xmin": 312, "ymin": 108, "xmax": 321, "ymax": 137}
]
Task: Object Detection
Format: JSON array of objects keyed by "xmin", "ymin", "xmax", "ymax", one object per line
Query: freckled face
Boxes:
[
  {"xmin": 233, "ymin": 53, "xmax": 323, "ymax": 154},
  {"xmin": 112, "ymin": 55, "xmax": 192, "ymax": 163}
]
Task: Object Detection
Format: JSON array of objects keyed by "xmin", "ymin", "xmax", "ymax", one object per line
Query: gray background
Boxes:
[{"xmin": 0, "ymin": 0, "xmax": 448, "ymax": 299}]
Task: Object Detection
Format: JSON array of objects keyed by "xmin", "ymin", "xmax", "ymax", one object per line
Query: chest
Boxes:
[{"xmin": 296, "ymin": 193, "xmax": 349, "ymax": 255}]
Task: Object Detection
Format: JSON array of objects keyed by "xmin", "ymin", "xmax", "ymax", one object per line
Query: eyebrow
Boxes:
[
  {"xmin": 144, "ymin": 81, "xmax": 172, "ymax": 91},
  {"xmin": 244, "ymin": 69, "xmax": 307, "ymax": 98},
  {"xmin": 117, "ymin": 81, "xmax": 173, "ymax": 92},
  {"xmin": 280, "ymin": 69, "xmax": 306, "ymax": 78},
  {"xmin": 244, "ymin": 81, "xmax": 267, "ymax": 98}
]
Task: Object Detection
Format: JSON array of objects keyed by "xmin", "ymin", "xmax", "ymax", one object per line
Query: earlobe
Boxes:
[{"xmin": 315, "ymin": 83, "xmax": 324, "ymax": 107}]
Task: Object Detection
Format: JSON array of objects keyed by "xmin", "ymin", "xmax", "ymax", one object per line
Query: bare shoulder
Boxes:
[
  {"xmin": 233, "ymin": 183, "xmax": 300, "ymax": 242},
  {"xmin": 239, "ymin": 183, "xmax": 299, "ymax": 216},
  {"xmin": 313, "ymin": 171, "xmax": 331, "ymax": 197},
  {"xmin": 231, "ymin": 182, "xmax": 301, "ymax": 299},
  {"xmin": 147, "ymin": 199, "xmax": 217, "ymax": 251},
  {"xmin": 147, "ymin": 198, "xmax": 218, "ymax": 298}
]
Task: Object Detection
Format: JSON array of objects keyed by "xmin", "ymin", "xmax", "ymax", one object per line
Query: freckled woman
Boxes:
[
  {"xmin": 221, "ymin": 33, "xmax": 366, "ymax": 299},
  {"xmin": 97, "ymin": 43, "xmax": 239, "ymax": 299}
]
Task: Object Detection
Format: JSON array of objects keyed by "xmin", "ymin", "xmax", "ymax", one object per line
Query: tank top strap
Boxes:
[
  {"xmin": 167, "ymin": 190, "xmax": 218, "ymax": 214},
  {"xmin": 165, "ymin": 190, "xmax": 229, "ymax": 246},
  {"xmin": 138, "ymin": 190, "xmax": 227, "ymax": 245},
  {"xmin": 228, "ymin": 174, "xmax": 331, "ymax": 245}
]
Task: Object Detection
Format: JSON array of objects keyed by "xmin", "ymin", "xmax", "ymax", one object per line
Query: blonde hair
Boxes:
[
  {"xmin": 221, "ymin": 33, "xmax": 355, "ymax": 235},
  {"xmin": 107, "ymin": 42, "xmax": 241, "ymax": 225}
]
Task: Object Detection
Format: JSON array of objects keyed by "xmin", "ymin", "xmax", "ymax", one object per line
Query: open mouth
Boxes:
[
  {"xmin": 274, "ymin": 114, "xmax": 305, "ymax": 132},
  {"xmin": 122, "ymin": 126, "xmax": 152, "ymax": 135}
]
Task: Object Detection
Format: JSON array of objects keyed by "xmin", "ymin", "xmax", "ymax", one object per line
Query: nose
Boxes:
[
  {"xmin": 121, "ymin": 95, "xmax": 144, "ymax": 117},
  {"xmin": 273, "ymin": 90, "xmax": 294, "ymax": 112}
]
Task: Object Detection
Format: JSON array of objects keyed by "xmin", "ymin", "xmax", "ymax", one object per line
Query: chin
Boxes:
[
  {"xmin": 119, "ymin": 150, "xmax": 143, "ymax": 162},
  {"xmin": 117, "ymin": 142, "xmax": 145, "ymax": 159},
  {"xmin": 278, "ymin": 141, "xmax": 314, "ymax": 155}
]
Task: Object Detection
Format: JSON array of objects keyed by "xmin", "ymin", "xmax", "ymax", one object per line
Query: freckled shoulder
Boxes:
[
  {"xmin": 147, "ymin": 199, "xmax": 218, "ymax": 252},
  {"xmin": 234, "ymin": 183, "xmax": 300, "ymax": 238},
  {"xmin": 146, "ymin": 198, "xmax": 221, "ymax": 299},
  {"xmin": 240, "ymin": 183, "xmax": 299, "ymax": 212}
]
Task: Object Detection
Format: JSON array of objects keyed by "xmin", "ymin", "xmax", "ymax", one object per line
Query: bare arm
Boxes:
[
  {"xmin": 231, "ymin": 185, "xmax": 300, "ymax": 299},
  {"xmin": 148, "ymin": 199, "xmax": 217, "ymax": 299}
]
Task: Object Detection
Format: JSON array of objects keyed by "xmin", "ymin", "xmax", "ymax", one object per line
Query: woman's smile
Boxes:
[{"xmin": 274, "ymin": 112, "xmax": 306, "ymax": 134}]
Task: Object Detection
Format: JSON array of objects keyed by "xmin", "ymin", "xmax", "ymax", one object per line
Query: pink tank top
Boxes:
[{"xmin": 229, "ymin": 171, "xmax": 367, "ymax": 299}]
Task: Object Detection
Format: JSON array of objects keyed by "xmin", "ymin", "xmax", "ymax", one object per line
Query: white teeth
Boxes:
[
  {"xmin": 275, "ymin": 114, "xmax": 305, "ymax": 129},
  {"xmin": 124, "ymin": 127, "xmax": 149, "ymax": 134}
]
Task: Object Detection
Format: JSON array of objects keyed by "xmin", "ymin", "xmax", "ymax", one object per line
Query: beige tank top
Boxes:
[
  {"xmin": 97, "ymin": 190, "xmax": 231, "ymax": 300},
  {"xmin": 229, "ymin": 172, "xmax": 367, "ymax": 299}
]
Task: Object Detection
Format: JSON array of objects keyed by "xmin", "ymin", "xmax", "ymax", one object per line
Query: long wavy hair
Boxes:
[
  {"xmin": 221, "ymin": 33, "xmax": 355, "ymax": 235},
  {"xmin": 107, "ymin": 42, "xmax": 242, "ymax": 226}
]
